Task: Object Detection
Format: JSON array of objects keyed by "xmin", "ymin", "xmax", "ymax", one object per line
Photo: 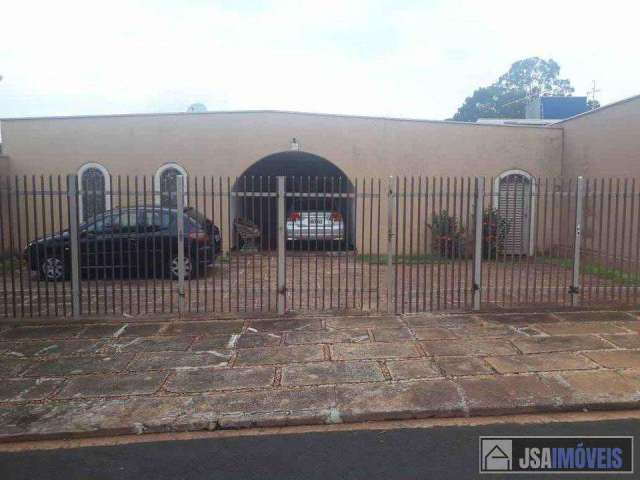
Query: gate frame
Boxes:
[{"xmin": 473, "ymin": 177, "xmax": 485, "ymax": 311}]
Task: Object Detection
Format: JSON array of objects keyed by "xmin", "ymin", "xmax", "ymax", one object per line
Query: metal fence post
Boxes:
[
  {"xmin": 277, "ymin": 176, "xmax": 286, "ymax": 314},
  {"xmin": 176, "ymin": 175, "xmax": 185, "ymax": 315},
  {"xmin": 67, "ymin": 175, "xmax": 81, "ymax": 317},
  {"xmin": 473, "ymin": 176, "xmax": 485, "ymax": 311},
  {"xmin": 571, "ymin": 176, "xmax": 585, "ymax": 306},
  {"xmin": 386, "ymin": 176, "xmax": 395, "ymax": 313}
]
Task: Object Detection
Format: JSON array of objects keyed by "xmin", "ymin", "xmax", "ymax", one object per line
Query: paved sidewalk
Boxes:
[{"xmin": 1, "ymin": 310, "xmax": 640, "ymax": 441}]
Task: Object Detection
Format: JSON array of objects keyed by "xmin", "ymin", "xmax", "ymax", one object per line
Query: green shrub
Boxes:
[
  {"xmin": 429, "ymin": 210, "xmax": 466, "ymax": 258},
  {"xmin": 482, "ymin": 208, "xmax": 510, "ymax": 259}
]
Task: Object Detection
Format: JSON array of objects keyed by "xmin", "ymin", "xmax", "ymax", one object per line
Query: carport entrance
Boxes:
[{"xmin": 231, "ymin": 151, "xmax": 355, "ymax": 250}]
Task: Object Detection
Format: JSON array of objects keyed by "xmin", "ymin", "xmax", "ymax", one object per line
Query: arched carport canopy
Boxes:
[
  {"xmin": 237, "ymin": 151, "xmax": 351, "ymax": 187},
  {"xmin": 232, "ymin": 151, "xmax": 354, "ymax": 249}
]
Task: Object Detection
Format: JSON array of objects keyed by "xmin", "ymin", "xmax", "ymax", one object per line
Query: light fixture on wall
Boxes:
[{"xmin": 290, "ymin": 138, "xmax": 300, "ymax": 151}]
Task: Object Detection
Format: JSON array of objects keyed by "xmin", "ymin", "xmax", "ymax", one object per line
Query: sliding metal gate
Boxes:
[{"xmin": 0, "ymin": 174, "xmax": 638, "ymax": 318}]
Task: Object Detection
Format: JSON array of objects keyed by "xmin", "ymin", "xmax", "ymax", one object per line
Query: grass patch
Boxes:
[
  {"xmin": 544, "ymin": 256, "xmax": 640, "ymax": 286},
  {"xmin": 357, "ymin": 254, "xmax": 461, "ymax": 265},
  {"xmin": 0, "ymin": 257, "xmax": 26, "ymax": 273}
]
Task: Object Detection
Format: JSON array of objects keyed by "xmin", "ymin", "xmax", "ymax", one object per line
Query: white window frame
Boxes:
[
  {"xmin": 154, "ymin": 163, "xmax": 188, "ymax": 206},
  {"xmin": 77, "ymin": 162, "xmax": 111, "ymax": 222},
  {"xmin": 493, "ymin": 169, "xmax": 536, "ymax": 256}
]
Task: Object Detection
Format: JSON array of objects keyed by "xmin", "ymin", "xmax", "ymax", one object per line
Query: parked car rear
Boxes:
[
  {"xmin": 26, "ymin": 207, "xmax": 222, "ymax": 281},
  {"xmin": 286, "ymin": 210, "xmax": 345, "ymax": 247}
]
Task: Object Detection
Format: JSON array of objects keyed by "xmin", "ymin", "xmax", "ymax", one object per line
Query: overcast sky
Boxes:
[{"xmin": 1, "ymin": 0, "xmax": 638, "ymax": 120}]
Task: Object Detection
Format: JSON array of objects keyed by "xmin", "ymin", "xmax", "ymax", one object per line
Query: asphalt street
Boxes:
[{"xmin": 1, "ymin": 416, "xmax": 639, "ymax": 479}]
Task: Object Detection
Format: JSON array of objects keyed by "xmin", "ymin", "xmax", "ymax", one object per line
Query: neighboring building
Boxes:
[
  {"xmin": 476, "ymin": 118, "xmax": 554, "ymax": 126},
  {"xmin": 525, "ymin": 95, "xmax": 589, "ymax": 120},
  {"xmin": 555, "ymin": 94, "xmax": 640, "ymax": 177}
]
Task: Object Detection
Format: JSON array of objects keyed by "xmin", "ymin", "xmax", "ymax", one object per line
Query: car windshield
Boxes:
[{"xmin": 85, "ymin": 210, "xmax": 139, "ymax": 234}]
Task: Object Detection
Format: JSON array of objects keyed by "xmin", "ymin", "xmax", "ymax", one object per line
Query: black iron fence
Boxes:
[{"xmin": 0, "ymin": 174, "xmax": 638, "ymax": 318}]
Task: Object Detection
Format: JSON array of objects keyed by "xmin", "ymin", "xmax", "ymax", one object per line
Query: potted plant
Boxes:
[
  {"xmin": 429, "ymin": 210, "xmax": 466, "ymax": 258},
  {"xmin": 482, "ymin": 208, "xmax": 510, "ymax": 259}
]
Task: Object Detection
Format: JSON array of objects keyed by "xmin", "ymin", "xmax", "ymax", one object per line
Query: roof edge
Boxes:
[
  {"xmin": 0, "ymin": 109, "xmax": 561, "ymax": 129},
  {"xmin": 552, "ymin": 93, "xmax": 640, "ymax": 125}
]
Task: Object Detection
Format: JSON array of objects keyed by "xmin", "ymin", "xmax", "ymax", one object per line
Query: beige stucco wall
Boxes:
[
  {"xmin": 0, "ymin": 156, "xmax": 10, "ymax": 176},
  {"xmin": 0, "ymin": 111, "xmax": 564, "ymax": 256},
  {"xmin": 0, "ymin": 111, "xmax": 563, "ymax": 180},
  {"xmin": 560, "ymin": 95, "xmax": 640, "ymax": 178}
]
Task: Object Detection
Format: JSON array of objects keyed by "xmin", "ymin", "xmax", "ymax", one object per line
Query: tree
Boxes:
[
  {"xmin": 587, "ymin": 99, "xmax": 601, "ymax": 110},
  {"xmin": 451, "ymin": 57, "xmax": 575, "ymax": 122}
]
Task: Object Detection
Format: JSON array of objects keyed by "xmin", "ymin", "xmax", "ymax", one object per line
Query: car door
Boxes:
[
  {"xmin": 79, "ymin": 213, "xmax": 111, "ymax": 279},
  {"xmin": 113, "ymin": 209, "xmax": 143, "ymax": 278},
  {"xmin": 85, "ymin": 209, "xmax": 140, "ymax": 279},
  {"xmin": 139, "ymin": 208, "xmax": 172, "ymax": 278}
]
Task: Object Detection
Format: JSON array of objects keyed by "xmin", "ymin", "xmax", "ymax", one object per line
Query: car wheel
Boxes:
[
  {"xmin": 169, "ymin": 255, "xmax": 193, "ymax": 280},
  {"xmin": 40, "ymin": 256, "xmax": 65, "ymax": 282}
]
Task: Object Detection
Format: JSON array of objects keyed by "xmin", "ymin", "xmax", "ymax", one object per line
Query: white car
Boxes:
[{"xmin": 286, "ymin": 211, "xmax": 345, "ymax": 243}]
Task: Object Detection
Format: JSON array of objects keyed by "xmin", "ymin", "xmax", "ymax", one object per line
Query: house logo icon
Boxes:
[{"xmin": 480, "ymin": 439, "xmax": 513, "ymax": 472}]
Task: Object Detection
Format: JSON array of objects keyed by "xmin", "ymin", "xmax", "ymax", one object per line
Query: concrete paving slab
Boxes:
[
  {"xmin": 385, "ymin": 359, "xmax": 441, "ymax": 380},
  {"xmin": 23, "ymin": 354, "xmax": 135, "ymax": 377},
  {"xmin": 77, "ymin": 324, "xmax": 127, "ymax": 338},
  {"xmin": 165, "ymin": 366, "xmax": 275, "ymax": 393},
  {"xmin": 234, "ymin": 345, "xmax": 325, "ymax": 366},
  {"xmin": 486, "ymin": 352, "xmax": 599, "ymax": 374},
  {"xmin": 76, "ymin": 323, "xmax": 167, "ymax": 339},
  {"xmin": 615, "ymin": 321, "xmax": 640, "ymax": 334},
  {"xmin": 536, "ymin": 321, "xmax": 628, "ymax": 335},
  {"xmin": 583, "ymin": 350, "xmax": 640, "ymax": 369},
  {"xmin": 450, "ymin": 324, "xmax": 515, "ymax": 337},
  {"xmin": 370, "ymin": 327, "xmax": 413, "ymax": 342},
  {"xmin": 0, "ymin": 358, "xmax": 34, "ymax": 377},
  {"xmin": 284, "ymin": 329, "xmax": 368, "ymax": 345},
  {"xmin": 163, "ymin": 321, "xmax": 244, "ymax": 336},
  {"xmin": 247, "ymin": 318, "xmax": 323, "ymax": 332},
  {"xmin": 458, "ymin": 374, "xmax": 566, "ymax": 415},
  {"xmin": 555, "ymin": 311, "xmax": 636, "ymax": 322},
  {"xmin": 544, "ymin": 370, "xmax": 640, "ymax": 407},
  {"xmin": 56, "ymin": 372, "xmax": 168, "ymax": 399},
  {"xmin": 127, "ymin": 352, "xmax": 231, "ymax": 371},
  {"xmin": 281, "ymin": 361, "xmax": 384, "ymax": 386},
  {"xmin": 411, "ymin": 327, "xmax": 459, "ymax": 340},
  {"xmin": 434, "ymin": 356, "xmax": 494, "ymax": 376},
  {"xmin": 199, "ymin": 385, "xmax": 337, "ymax": 416},
  {"xmin": 0, "ymin": 378, "xmax": 63, "ymax": 402},
  {"xmin": 325, "ymin": 316, "xmax": 403, "ymax": 330},
  {"xmin": 1, "ymin": 325, "xmax": 83, "ymax": 341},
  {"xmin": 405, "ymin": 315, "xmax": 481, "ymax": 328},
  {"xmin": 0, "ymin": 399, "xmax": 137, "ymax": 440},
  {"xmin": 511, "ymin": 335, "xmax": 611, "ymax": 354},
  {"xmin": 190, "ymin": 335, "xmax": 237, "ymax": 351},
  {"xmin": 335, "ymin": 379, "xmax": 463, "ymax": 422},
  {"xmin": 0, "ymin": 339, "xmax": 106, "ymax": 357},
  {"xmin": 331, "ymin": 342, "xmax": 420, "ymax": 361},
  {"xmin": 104, "ymin": 336, "xmax": 195, "ymax": 353},
  {"xmin": 477, "ymin": 313, "xmax": 560, "ymax": 325},
  {"xmin": 601, "ymin": 334, "xmax": 640, "ymax": 349},
  {"xmin": 421, "ymin": 338, "xmax": 518, "ymax": 356},
  {"xmin": 236, "ymin": 332, "xmax": 282, "ymax": 348}
]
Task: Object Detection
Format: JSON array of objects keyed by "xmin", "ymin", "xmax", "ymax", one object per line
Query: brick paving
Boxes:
[{"xmin": 0, "ymin": 309, "xmax": 640, "ymax": 441}]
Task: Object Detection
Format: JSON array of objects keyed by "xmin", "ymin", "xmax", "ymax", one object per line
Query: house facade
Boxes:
[{"xmin": 0, "ymin": 94, "xmax": 638, "ymax": 255}]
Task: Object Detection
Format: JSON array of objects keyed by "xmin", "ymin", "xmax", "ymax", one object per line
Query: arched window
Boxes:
[
  {"xmin": 493, "ymin": 169, "xmax": 536, "ymax": 255},
  {"xmin": 154, "ymin": 163, "xmax": 188, "ymax": 208},
  {"xmin": 78, "ymin": 163, "xmax": 111, "ymax": 223}
]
